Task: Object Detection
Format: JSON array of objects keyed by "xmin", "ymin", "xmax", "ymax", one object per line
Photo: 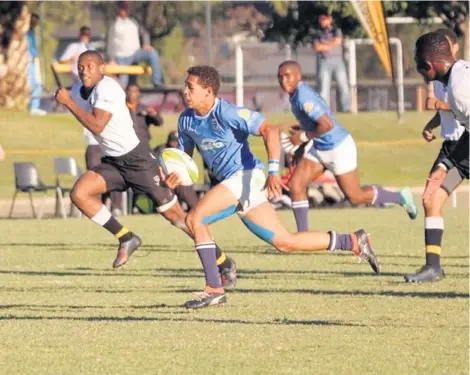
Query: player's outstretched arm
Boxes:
[{"xmin": 55, "ymin": 88, "xmax": 111, "ymax": 135}]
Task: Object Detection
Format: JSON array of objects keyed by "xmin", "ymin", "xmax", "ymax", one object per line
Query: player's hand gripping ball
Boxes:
[{"xmin": 157, "ymin": 148, "xmax": 199, "ymax": 186}]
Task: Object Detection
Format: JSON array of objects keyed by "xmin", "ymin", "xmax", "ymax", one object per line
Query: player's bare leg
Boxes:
[
  {"xmin": 240, "ymin": 201, "xmax": 380, "ymax": 273},
  {"xmin": 183, "ymin": 184, "xmax": 241, "ymax": 308},
  {"xmin": 288, "ymin": 158, "xmax": 324, "ymax": 232},
  {"xmin": 335, "ymin": 168, "xmax": 418, "ymax": 219},
  {"xmin": 405, "ymin": 169, "xmax": 462, "ymax": 283},
  {"xmin": 71, "ymin": 171, "xmax": 142, "ymax": 268}
]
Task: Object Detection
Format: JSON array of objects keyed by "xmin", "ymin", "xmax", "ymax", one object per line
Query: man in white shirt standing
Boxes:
[
  {"xmin": 55, "ymin": 51, "xmax": 236, "ymax": 287},
  {"xmin": 406, "ymin": 31, "xmax": 469, "ymax": 283},
  {"xmin": 107, "ymin": 1, "xmax": 163, "ymax": 88},
  {"xmin": 59, "ymin": 26, "xmax": 92, "ymax": 82}
]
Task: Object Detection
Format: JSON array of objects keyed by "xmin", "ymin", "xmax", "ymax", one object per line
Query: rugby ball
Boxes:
[{"xmin": 158, "ymin": 148, "xmax": 199, "ymax": 186}]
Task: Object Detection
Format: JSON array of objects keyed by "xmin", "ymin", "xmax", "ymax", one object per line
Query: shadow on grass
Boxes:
[
  {"xmin": 0, "ymin": 266, "xmax": 467, "ymax": 280},
  {"xmin": 0, "ymin": 313, "xmax": 359, "ymax": 327},
  {"xmin": 172, "ymin": 287, "xmax": 469, "ymax": 299}
]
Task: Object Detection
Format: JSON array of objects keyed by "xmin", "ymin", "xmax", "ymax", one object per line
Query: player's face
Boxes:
[
  {"xmin": 414, "ymin": 54, "xmax": 435, "ymax": 83},
  {"xmin": 126, "ymin": 85, "xmax": 140, "ymax": 102},
  {"xmin": 184, "ymin": 75, "xmax": 211, "ymax": 109},
  {"xmin": 78, "ymin": 55, "xmax": 104, "ymax": 88},
  {"xmin": 278, "ymin": 66, "xmax": 301, "ymax": 95}
]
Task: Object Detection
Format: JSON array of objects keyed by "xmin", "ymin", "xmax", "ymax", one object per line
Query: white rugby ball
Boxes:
[{"xmin": 158, "ymin": 148, "xmax": 199, "ymax": 186}]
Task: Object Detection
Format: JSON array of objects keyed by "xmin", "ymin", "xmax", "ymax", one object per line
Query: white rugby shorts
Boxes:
[
  {"xmin": 221, "ymin": 169, "xmax": 267, "ymax": 215},
  {"xmin": 304, "ymin": 135, "xmax": 357, "ymax": 175}
]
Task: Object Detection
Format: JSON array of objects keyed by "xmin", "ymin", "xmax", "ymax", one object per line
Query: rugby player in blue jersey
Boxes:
[
  {"xmin": 162, "ymin": 65, "xmax": 380, "ymax": 309},
  {"xmin": 278, "ymin": 61, "xmax": 417, "ymax": 232}
]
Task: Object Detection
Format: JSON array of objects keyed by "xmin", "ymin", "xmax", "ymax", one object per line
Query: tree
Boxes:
[
  {"xmin": 388, "ymin": 1, "xmax": 469, "ymax": 60},
  {"xmin": 263, "ymin": 1, "xmax": 364, "ymax": 47},
  {"xmin": 0, "ymin": 1, "xmax": 30, "ymax": 109}
]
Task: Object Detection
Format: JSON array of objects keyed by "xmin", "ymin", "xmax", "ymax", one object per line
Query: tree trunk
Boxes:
[{"xmin": 0, "ymin": 3, "xmax": 30, "ymax": 110}]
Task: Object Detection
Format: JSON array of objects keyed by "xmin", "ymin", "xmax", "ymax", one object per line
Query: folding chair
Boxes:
[
  {"xmin": 9, "ymin": 163, "xmax": 56, "ymax": 219},
  {"xmin": 54, "ymin": 157, "xmax": 83, "ymax": 218}
]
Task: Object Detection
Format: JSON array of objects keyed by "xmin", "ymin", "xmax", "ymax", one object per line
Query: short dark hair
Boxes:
[
  {"xmin": 278, "ymin": 60, "xmax": 301, "ymax": 73},
  {"xmin": 436, "ymin": 28, "xmax": 458, "ymax": 45},
  {"xmin": 79, "ymin": 50, "xmax": 105, "ymax": 65},
  {"xmin": 31, "ymin": 13, "xmax": 40, "ymax": 20},
  {"xmin": 126, "ymin": 82, "xmax": 140, "ymax": 90},
  {"xmin": 415, "ymin": 31, "xmax": 453, "ymax": 62},
  {"xmin": 187, "ymin": 65, "xmax": 220, "ymax": 96},
  {"xmin": 80, "ymin": 26, "xmax": 91, "ymax": 35}
]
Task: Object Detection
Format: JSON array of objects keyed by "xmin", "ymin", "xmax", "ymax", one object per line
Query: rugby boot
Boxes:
[
  {"xmin": 404, "ymin": 265, "xmax": 445, "ymax": 283},
  {"xmin": 183, "ymin": 292, "xmax": 227, "ymax": 309},
  {"xmin": 352, "ymin": 229, "xmax": 380, "ymax": 274},
  {"xmin": 220, "ymin": 257, "xmax": 237, "ymax": 290},
  {"xmin": 399, "ymin": 187, "xmax": 418, "ymax": 220},
  {"xmin": 112, "ymin": 233, "xmax": 142, "ymax": 268}
]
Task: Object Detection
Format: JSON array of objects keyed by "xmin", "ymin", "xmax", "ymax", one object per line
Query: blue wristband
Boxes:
[{"xmin": 268, "ymin": 160, "xmax": 279, "ymax": 175}]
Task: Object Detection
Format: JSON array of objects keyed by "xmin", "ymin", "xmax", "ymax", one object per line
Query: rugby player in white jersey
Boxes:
[{"xmin": 406, "ymin": 31, "xmax": 469, "ymax": 283}]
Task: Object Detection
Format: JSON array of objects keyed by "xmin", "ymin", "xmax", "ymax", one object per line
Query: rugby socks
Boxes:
[
  {"xmin": 91, "ymin": 205, "xmax": 133, "ymax": 243},
  {"xmin": 371, "ymin": 185, "xmax": 402, "ymax": 206},
  {"xmin": 292, "ymin": 200, "xmax": 309, "ymax": 232},
  {"xmin": 327, "ymin": 231, "xmax": 353, "ymax": 251},
  {"xmin": 424, "ymin": 217, "xmax": 443, "ymax": 267},
  {"xmin": 215, "ymin": 246, "xmax": 232, "ymax": 270},
  {"xmin": 195, "ymin": 241, "xmax": 222, "ymax": 288}
]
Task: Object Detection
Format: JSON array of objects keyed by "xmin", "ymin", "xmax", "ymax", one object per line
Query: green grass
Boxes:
[
  {"xmin": 0, "ymin": 111, "xmax": 446, "ymax": 199},
  {"xmin": 0, "ymin": 206, "xmax": 468, "ymax": 375}
]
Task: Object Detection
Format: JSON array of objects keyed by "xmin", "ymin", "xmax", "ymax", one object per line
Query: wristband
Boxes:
[
  {"xmin": 437, "ymin": 162, "xmax": 448, "ymax": 171},
  {"xmin": 300, "ymin": 132, "xmax": 309, "ymax": 143},
  {"xmin": 268, "ymin": 159, "xmax": 280, "ymax": 175}
]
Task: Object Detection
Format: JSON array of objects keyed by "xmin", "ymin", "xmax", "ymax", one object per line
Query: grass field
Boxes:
[
  {"xmin": 0, "ymin": 205, "xmax": 468, "ymax": 375},
  {"xmin": 0, "ymin": 110, "xmax": 449, "ymax": 199}
]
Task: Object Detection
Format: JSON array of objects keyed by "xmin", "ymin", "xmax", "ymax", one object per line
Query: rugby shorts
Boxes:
[
  {"xmin": 303, "ymin": 134, "xmax": 357, "ymax": 175},
  {"xmin": 91, "ymin": 142, "xmax": 177, "ymax": 212},
  {"xmin": 221, "ymin": 168, "xmax": 267, "ymax": 215}
]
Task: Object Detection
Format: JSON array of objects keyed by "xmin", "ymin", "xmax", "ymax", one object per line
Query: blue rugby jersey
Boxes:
[
  {"xmin": 177, "ymin": 98, "xmax": 265, "ymax": 181},
  {"xmin": 290, "ymin": 81, "xmax": 349, "ymax": 150}
]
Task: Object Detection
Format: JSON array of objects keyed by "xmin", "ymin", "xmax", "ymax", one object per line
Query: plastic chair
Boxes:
[
  {"xmin": 9, "ymin": 163, "xmax": 56, "ymax": 219},
  {"xmin": 54, "ymin": 157, "xmax": 83, "ymax": 218}
]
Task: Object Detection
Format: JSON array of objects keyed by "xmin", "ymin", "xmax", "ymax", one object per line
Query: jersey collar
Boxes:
[{"xmin": 194, "ymin": 98, "xmax": 220, "ymax": 120}]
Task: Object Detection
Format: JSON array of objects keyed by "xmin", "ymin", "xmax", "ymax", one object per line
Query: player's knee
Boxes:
[
  {"xmin": 70, "ymin": 185, "xmax": 88, "ymax": 206},
  {"xmin": 287, "ymin": 178, "xmax": 304, "ymax": 195},
  {"xmin": 185, "ymin": 211, "xmax": 201, "ymax": 232}
]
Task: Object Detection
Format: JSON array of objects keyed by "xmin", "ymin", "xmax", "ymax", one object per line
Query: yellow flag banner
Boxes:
[{"xmin": 350, "ymin": 0, "xmax": 392, "ymax": 78}]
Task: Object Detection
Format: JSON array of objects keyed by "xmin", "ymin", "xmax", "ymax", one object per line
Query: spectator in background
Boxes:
[
  {"xmin": 59, "ymin": 26, "xmax": 91, "ymax": 82},
  {"xmin": 153, "ymin": 131, "xmax": 199, "ymax": 211},
  {"xmin": 107, "ymin": 1, "xmax": 163, "ymax": 88},
  {"xmin": 313, "ymin": 10, "xmax": 350, "ymax": 112},
  {"xmin": 26, "ymin": 13, "xmax": 47, "ymax": 116},
  {"xmin": 126, "ymin": 83, "xmax": 163, "ymax": 145}
]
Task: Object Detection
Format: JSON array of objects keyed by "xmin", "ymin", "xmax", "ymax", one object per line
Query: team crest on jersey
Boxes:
[
  {"xmin": 238, "ymin": 108, "xmax": 251, "ymax": 120},
  {"xmin": 303, "ymin": 102, "xmax": 314, "ymax": 113},
  {"xmin": 153, "ymin": 175, "xmax": 160, "ymax": 185}
]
